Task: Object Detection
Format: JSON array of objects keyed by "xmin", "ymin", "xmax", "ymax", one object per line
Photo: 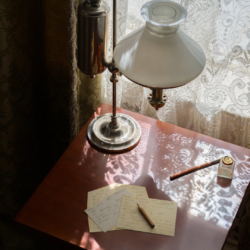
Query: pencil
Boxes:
[
  {"xmin": 137, "ymin": 204, "xmax": 155, "ymax": 228},
  {"xmin": 170, "ymin": 159, "xmax": 220, "ymax": 181}
]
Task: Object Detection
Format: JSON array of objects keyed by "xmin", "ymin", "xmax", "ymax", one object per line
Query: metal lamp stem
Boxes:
[
  {"xmin": 111, "ymin": 0, "xmax": 118, "ymax": 127},
  {"xmin": 112, "ymin": 73, "xmax": 117, "ymax": 117},
  {"xmin": 113, "ymin": 0, "xmax": 117, "ymax": 50}
]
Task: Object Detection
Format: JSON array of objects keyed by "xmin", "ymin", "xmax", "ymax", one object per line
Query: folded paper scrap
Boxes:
[
  {"xmin": 85, "ymin": 187, "xmax": 133, "ymax": 232},
  {"xmin": 87, "ymin": 183, "xmax": 149, "ymax": 232}
]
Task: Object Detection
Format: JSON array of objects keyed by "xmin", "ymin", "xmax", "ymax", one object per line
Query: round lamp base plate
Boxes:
[{"xmin": 87, "ymin": 113, "xmax": 141, "ymax": 153}]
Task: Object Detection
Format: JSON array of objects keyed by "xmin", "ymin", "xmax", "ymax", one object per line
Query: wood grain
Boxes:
[{"xmin": 14, "ymin": 103, "xmax": 250, "ymax": 250}]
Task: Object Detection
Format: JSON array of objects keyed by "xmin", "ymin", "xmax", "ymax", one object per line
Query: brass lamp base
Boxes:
[{"xmin": 87, "ymin": 113, "xmax": 141, "ymax": 153}]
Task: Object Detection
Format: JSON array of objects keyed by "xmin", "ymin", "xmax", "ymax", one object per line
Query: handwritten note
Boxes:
[
  {"xmin": 85, "ymin": 188, "xmax": 132, "ymax": 232},
  {"xmin": 87, "ymin": 183, "xmax": 148, "ymax": 232},
  {"xmin": 117, "ymin": 195, "xmax": 178, "ymax": 236}
]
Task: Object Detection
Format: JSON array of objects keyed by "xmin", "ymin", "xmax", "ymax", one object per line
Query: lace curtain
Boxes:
[{"xmin": 102, "ymin": 0, "xmax": 250, "ymax": 149}]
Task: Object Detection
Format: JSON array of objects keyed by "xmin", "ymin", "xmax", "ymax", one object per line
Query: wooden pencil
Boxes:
[
  {"xmin": 170, "ymin": 159, "xmax": 220, "ymax": 181},
  {"xmin": 137, "ymin": 204, "xmax": 155, "ymax": 228}
]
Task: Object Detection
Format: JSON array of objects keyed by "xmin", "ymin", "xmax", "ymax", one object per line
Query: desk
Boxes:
[{"xmin": 15, "ymin": 103, "xmax": 250, "ymax": 250}]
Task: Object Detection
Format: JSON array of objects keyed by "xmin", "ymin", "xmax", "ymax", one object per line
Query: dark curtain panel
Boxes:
[{"xmin": 0, "ymin": 0, "xmax": 80, "ymax": 248}]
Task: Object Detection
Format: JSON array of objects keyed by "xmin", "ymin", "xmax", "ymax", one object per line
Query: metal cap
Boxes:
[{"xmin": 222, "ymin": 156, "xmax": 234, "ymax": 165}]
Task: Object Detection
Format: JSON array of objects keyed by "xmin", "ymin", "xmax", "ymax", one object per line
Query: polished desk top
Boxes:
[{"xmin": 15, "ymin": 103, "xmax": 250, "ymax": 250}]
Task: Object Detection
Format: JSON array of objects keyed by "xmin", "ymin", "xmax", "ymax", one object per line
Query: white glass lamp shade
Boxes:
[{"xmin": 114, "ymin": 0, "xmax": 206, "ymax": 89}]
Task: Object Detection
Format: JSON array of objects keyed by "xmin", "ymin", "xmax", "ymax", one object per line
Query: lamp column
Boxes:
[
  {"xmin": 109, "ymin": 0, "xmax": 119, "ymax": 129},
  {"xmin": 109, "ymin": 72, "xmax": 119, "ymax": 129},
  {"xmin": 78, "ymin": 0, "xmax": 141, "ymax": 153}
]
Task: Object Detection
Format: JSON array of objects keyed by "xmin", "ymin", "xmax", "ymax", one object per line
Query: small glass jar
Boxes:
[{"xmin": 217, "ymin": 156, "xmax": 235, "ymax": 179}]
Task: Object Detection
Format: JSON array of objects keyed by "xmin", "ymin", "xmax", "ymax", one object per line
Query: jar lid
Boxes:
[{"xmin": 222, "ymin": 156, "xmax": 234, "ymax": 165}]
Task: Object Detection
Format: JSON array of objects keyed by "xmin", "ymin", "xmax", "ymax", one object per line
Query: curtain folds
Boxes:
[{"xmin": 0, "ymin": 0, "xmax": 83, "ymax": 248}]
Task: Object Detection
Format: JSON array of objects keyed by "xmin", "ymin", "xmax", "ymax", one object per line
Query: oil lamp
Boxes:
[{"xmin": 77, "ymin": 0, "xmax": 206, "ymax": 153}]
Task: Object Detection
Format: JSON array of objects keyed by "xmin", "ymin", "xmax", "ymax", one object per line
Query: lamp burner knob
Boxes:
[{"xmin": 147, "ymin": 89, "xmax": 167, "ymax": 110}]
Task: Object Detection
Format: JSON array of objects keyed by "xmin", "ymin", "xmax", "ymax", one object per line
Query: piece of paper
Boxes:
[
  {"xmin": 85, "ymin": 188, "xmax": 132, "ymax": 232},
  {"xmin": 117, "ymin": 195, "xmax": 178, "ymax": 236},
  {"xmin": 87, "ymin": 183, "xmax": 148, "ymax": 232}
]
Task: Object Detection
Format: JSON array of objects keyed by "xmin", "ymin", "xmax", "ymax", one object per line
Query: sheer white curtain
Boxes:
[{"xmin": 102, "ymin": 0, "xmax": 250, "ymax": 148}]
